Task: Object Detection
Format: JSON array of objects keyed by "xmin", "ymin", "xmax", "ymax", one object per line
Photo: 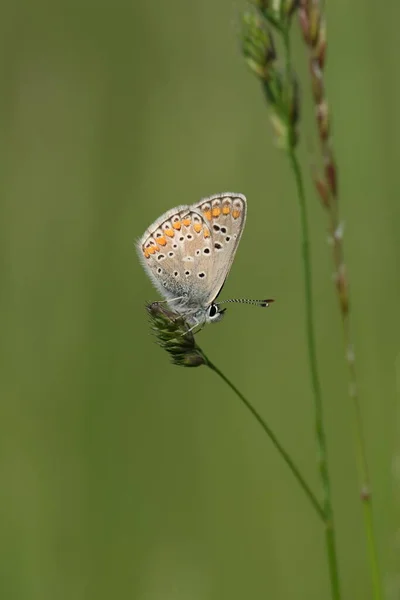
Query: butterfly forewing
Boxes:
[{"xmin": 192, "ymin": 193, "xmax": 246, "ymax": 304}]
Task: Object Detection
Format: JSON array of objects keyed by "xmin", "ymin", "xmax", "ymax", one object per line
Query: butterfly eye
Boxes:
[
  {"xmin": 206, "ymin": 303, "xmax": 225, "ymax": 323},
  {"xmin": 209, "ymin": 304, "xmax": 218, "ymax": 318}
]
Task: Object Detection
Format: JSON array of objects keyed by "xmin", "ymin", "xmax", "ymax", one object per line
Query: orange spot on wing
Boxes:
[
  {"xmin": 212, "ymin": 207, "xmax": 221, "ymax": 217},
  {"xmin": 203, "ymin": 227, "xmax": 210, "ymax": 238},
  {"xmin": 232, "ymin": 209, "xmax": 241, "ymax": 219},
  {"xmin": 222, "ymin": 204, "xmax": 230, "ymax": 215},
  {"xmin": 194, "ymin": 223, "xmax": 202, "ymax": 233},
  {"xmin": 144, "ymin": 248, "xmax": 150, "ymax": 258},
  {"xmin": 203, "ymin": 210, "xmax": 212, "ymax": 221},
  {"xmin": 182, "ymin": 218, "xmax": 191, "ymax": 227},
  {"xmin": 164, "ymin": 228, "xmax": 174, "ymax": 237},
  {"xmin": 147, "ymin": 246, "xmax": 156, "ymax": 255},
  {"xmin": 157, "ymin": 236, "xmax": 167, "ymax": 246},
  {"xmin": 172, "ymin": 221, "xmax": 181, "ymax": 230}
]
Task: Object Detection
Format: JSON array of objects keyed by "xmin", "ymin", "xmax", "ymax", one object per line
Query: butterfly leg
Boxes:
[
  {"xmin": 155, "ymin": 296, "xmax": 185, "ymax": 305},
  {"xmin": 185, "ymin": 321, "xmax": 199, "ymax": 335},
  {"xmin": 183, "ymin": 314, "xmax": 206, "ymax": 336}
]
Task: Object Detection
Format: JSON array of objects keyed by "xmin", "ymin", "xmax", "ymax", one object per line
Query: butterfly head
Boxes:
[
  {"xmin": 205, "ymin": 302, "xmax": 226, "ymax": 324},
  {"xmin": 184, "ymin": 303, "xmax": 226, "ymax": 328}
]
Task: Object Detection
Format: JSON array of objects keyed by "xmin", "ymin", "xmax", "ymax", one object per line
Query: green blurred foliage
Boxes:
[{"xmin": 0, "ymin": 1, "xmax": 399, "ymax": 599}]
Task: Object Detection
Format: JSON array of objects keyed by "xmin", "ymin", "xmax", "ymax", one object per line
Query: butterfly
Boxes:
[{"xmin": 137, "ymin": 192, "xmax": 272, "ymax": 330}]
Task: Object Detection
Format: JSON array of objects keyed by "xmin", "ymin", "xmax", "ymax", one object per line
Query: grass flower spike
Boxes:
[
  {"xmin": 242, "ymin": 6, "xmax": 300, "ymax": 148},
  {"xmin": 146, "ymin": 302, "xmax": 206, "ymax": 367}
]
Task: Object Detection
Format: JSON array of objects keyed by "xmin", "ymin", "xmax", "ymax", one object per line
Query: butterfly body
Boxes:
[{"xmin": 137, "ymin": 193, "xmax": 247, "ymax": 328}]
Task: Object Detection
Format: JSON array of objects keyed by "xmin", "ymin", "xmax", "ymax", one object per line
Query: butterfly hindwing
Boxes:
[{"xmin": 137, "ymin": 205, "xmax": 213, "ymax": 308}]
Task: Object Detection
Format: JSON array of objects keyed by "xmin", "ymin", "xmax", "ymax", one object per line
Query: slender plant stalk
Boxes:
[
  {"xmin": 146, "ymin": 301, "xmax": 324, "ymax": 520},
  {"xmin": 242, "ymin": 5, "xmax": 341, "ymax": 597},
  {"xmin": 202, "ymin": 351, "xmax": 325, "ymax": 520},
  {"xmin": 298, "ymin": 2, "xmax": 383, "ymax": 597},
  {"xmin": 287, "ymin": 145, "xmax": 341, "ymax": 600},
  {"xmin": 282, "ymin": 17, "xmax": 341, "ymax": 600}
]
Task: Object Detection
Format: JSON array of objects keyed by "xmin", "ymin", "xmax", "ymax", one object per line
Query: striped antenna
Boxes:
[{"xmin": 217, "ymin": 298, "xmax": 274, "ymax": 308}]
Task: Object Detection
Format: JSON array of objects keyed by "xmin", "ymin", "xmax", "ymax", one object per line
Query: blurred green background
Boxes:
[{"xmin": 1, "ymin": 1, "xmax": 399, "ymax": 598}]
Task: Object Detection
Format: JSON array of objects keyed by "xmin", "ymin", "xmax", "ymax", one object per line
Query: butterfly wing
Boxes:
[
  {"xmin": 190, "ymin": 192, "xmax": 247, "ymax": 304},
  {"xmin": 137, "ymin": 192, "xmax": 247, "ymax": 313},
  {"xmin": 137, "ymin": 203, "xmax": 214, "ymax": 313}
]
